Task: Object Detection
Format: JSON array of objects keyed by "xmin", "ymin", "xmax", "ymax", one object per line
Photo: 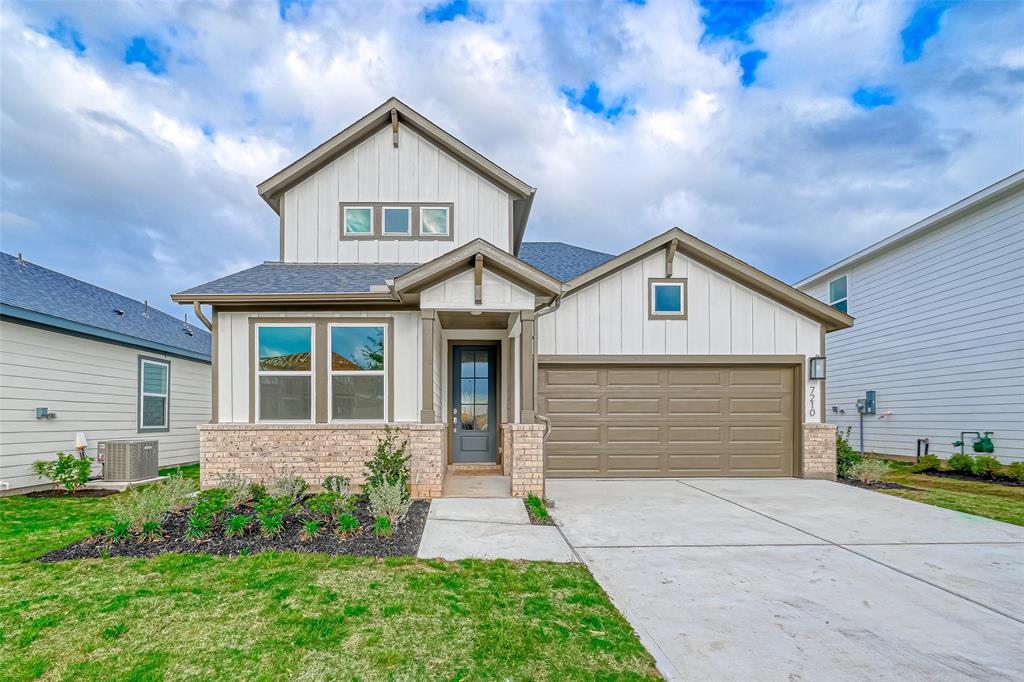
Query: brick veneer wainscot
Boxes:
[
  {"xmin": 501, "ymin": 423, "xmax": 545, "ymax": 498},
  {"xmin": 198, "ymin": 423, "xmax": 446, "ymax": 499},
  {"xmin": 802, "ymin": 422, "xmax": 837, "ymax": 480}
]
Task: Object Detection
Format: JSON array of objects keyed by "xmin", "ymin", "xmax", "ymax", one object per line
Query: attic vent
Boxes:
[
  {"xmin": 114, "ymin": 308, "xmax": 125, "ymax": 316},
  {"xmin": 182, "ymin": 326, "xmax": 194, "ymax": 336}
]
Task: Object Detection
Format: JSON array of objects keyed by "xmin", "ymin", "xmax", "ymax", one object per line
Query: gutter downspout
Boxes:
[
  {"xmin": 192, "ymin": 301, "xmax": 213, "ymax": 331},
  {"xmin": 532, "ymin": 290, "xmax": 563, "ymax": 440}
]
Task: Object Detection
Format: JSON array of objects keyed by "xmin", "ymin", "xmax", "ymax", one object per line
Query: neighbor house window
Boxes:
[
  {"xmin": 420, "ymin": 206, "xmax": 450, "ymax": 236},
  {"xmin": 343, "ymin": 206, "xmax": 373, "ymax": 235},
  {"xmin": 138, "ymin": 357, "xmax": 170, "ymax": 431},
  {"xmin": 829, "ymin": 275, "xmax": 849, "ymax": 314},
  {"xmin": 382, "ymin": 206, "xmax": 411, "ymax": 235},
  {"xmin": 256, "ymin": 324, "xmax": 314, "ymax": 422},
  {"xmin": 649, "ymin": 279, "xmax": 687, "ymax": 319},
  {"xmin": 329, "ymin": 324, "xmax": 386, "ymax": 421}
]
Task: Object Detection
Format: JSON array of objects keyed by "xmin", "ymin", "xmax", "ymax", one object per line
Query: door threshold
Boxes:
[{"xmin": 448, "ymin": 464, "xmax": 503, "ymax": 476}]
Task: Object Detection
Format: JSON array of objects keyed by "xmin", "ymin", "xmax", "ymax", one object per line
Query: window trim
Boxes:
[
  {"xmin": 137, "ymin": 356, "xmax": 171, "ymax": 433},
  {"xmin": 419, "ymin": 205, "xmax": 450, "ymax": 238},
  {"xmin": 648, "ymin": 278, "xmax": 688, "ymax": 320},
  {"xmin": 828, "ymin": 274, "xmax": 849, "ymax": 314},
  {"xmin": 381, "ymin": 206, "xmax": 412, "ymax": 236},
  {"xmin": 342, "ymin": 205, "xmax": 375, "ymax": 237},
  {"xmin": 328, "ymin": 322, "xmax": 388, "ymax": 423},
  {"xmin": 254, "ymin": 322, "xmax": 316, "ymax": 424}
]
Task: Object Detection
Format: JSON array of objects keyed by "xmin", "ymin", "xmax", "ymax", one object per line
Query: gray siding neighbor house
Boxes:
[
  {"xmin": 0, "ymin": 252, "xmax": 212, "ymax": 491},
  {"xmin": 796, "ymin": 170, "xmax": 1024, "ymax": 464}
]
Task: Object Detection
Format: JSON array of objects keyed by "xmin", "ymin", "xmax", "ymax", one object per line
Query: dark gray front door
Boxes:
[{"xmin": 452, "ymin": 345, "xmax": 497, "ymax": 463}]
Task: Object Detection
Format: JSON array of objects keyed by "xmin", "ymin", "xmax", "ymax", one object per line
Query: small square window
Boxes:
[
  {"xmin": 650, "ymin": 280, "xmax": 686, "ymax": 318},
  {"xmin": 420, "ymin": 206, "xmax": 449, "ymax": 235},
  {"xmin": 383, "ymin": 207, "xmax": 411, "ymax": 235},
  {"xmin": 344, "ymin": 207, "xmax": 373, "ymax": 235}
]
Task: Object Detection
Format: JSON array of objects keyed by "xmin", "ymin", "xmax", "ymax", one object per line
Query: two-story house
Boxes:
[{"xmin": 173, "ymin": 98, "xmax": 852, "ymax": 497}]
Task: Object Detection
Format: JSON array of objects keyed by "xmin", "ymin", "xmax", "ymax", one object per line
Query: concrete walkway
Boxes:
[
  {"xmin": 416, "ymin": 498, "xmax": 577, "ymax": 563},
  {"xmin": 548, "ymin": 478, "xmax": 1024, "ymax": 682}
]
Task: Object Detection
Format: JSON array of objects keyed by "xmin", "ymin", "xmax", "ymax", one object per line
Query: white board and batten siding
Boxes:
[
  {"xmin": 420, "ymin": 269, "xmax": 534, "ymax": 311},
  {"xmin": 537, "ymin": 250, "xmax": 825, "ymax": 423},
  {"xmin": 215, "ymin": 311, "xmax": 421, "ymax": 423},
  {"xmin": 281, "ymin": 125, "xmax": 512, "ymax": 264},
  {"xmin": 799, "ymin": 186, "xmax": 1024, "ymax": 462},
  {"xmin": 0, "ymin": 321, "xmax": 211, "ymax": 490}
]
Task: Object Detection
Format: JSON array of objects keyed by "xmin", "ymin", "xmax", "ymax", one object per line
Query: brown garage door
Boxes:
[{"xmin": 538, "ymin": 363, "xmax": 797, "ymax": 477}]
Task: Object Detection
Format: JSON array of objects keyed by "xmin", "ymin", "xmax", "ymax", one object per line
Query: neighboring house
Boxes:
[
  {"xmin": 0, "ymin": 253, "xmax": 212, "ymax": 491},
  {"xmin": 172, "ymin": 98, "xmax": 852, "ymax": 498},
  {"xmin": 796, "ymin": 171, "xmax": 1024, "ymax": 464}
]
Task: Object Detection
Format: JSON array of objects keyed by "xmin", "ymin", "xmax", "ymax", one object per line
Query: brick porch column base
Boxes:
[
  {"xmin": 198, "ymin": 423, "xmax": 446, "ymax": 499},
  {"xmin": 502, "ymin": 423, "xmax": 545, "ymax": 498},
  {"xmin": 802, "ymin": 422, "xmax": 837, "ymax": 480}
]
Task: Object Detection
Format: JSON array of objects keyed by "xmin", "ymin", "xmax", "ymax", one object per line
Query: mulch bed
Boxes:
[
  {"xmin": 922, "ymin": 470, "xmax": 1024, "ymax": 487},
  {"xmin": 24, "ymin": 488, "xmax": 118, "ymax": 499},
  {"xmin": 38, "ymin": 499, "xmax": 428, "ymax": 563},
  {"xmin": 838, "ymin": 478, "xmax": 919, "ymax": 491},
  {"xmin": 524, "ymin": 500, "xmax": 556, "ymax": 526}
]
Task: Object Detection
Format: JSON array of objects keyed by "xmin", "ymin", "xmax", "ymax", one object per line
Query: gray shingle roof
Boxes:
[
  {"xmin": 518, "ymin": 242, "xmax": 615, "ymax": 282},
  {"xmin": 176, "ymin": 262, "xmax": 419, "ymax": 296},
  {"xmin": 0, "ymin": 252, "xmax": 210, "ymax": 360}
]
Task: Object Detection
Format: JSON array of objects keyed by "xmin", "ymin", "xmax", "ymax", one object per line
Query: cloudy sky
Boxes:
[{"xmin": 1, "ymin": 0, "xmax": 1022, "ymax": 317}]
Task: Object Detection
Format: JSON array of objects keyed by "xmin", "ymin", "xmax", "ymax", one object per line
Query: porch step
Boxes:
[{"xmin": 448, "ymin": 464, "xmax": 503, "ymax": 476}]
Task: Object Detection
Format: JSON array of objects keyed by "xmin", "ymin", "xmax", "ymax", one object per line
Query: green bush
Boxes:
[
  {"xmin": 323, "ymin": 475, "xmax": 351, "ymax": 495},
  {"xmin": 32, "ymin": 452, "xmax": 92, "ymax": 493},
  {"xmin": 374, "ymin": 515, "xmax": 393, "ymax": 538},
  {"xmin": 300, "ymin": 519, "xmax": 321, "ymax": 541},
  {"xmin": 947, "ymin": 453, "xmax": 975, "ymax": 473},
  {"xmin": 836, "ymin": 427, "xmax": 862, "ymax": 479},
  {"xmin": 848, "ymin": 459, "xmax": 891, "ymax": 483},
  {"xmin": 224, "ymin": 514, "xmax": 250, "ymax": 539},
  {"xmin": 111, "ymin": 475, "xmax": 196, "ymax": 532},
  {"xmin": 255, "ymin": 496, "xmax": 290, "ymax": 537},
  {"xmin": 364, "ymin": 428, "xmax": 410, "ymax": 499},
  {"xmin": 525, "ymin": 494, "xmax": 553, "ymax": 524},
  {"xmin": 910, "ymin": 454, "xmax": 942, "ymax": 473},
  {"xmin": 367, "ymin": 480, "xmax": 412, "ymax": 526},
  {"xmin": 1007, "ymin": 462, "xmax": 1024, "ymax": 481},
  {"xmin": 106, "ymin": 521, "xmax": 131, "ymax": 542},
  {"xmin": 247, "ymin": 482, "xmax": 268, "ymax": 503},
  {"xmin": 269, "ymin": 474, "xmax": 308, "ymax": 503},
  {"xmin": 140, "ymin": 520, "xmax": 163, "ymax": 541},
  {"xmin": 305, "ymin": 492, "xmax": 345, "ymax": 520},
  {"xmin": 336, "ymin": 512, "xmax": 359, "ymax": 537},
  {"xmin": 972, "ymin": 456, "xmax": 1002, "ymax": 478},
  {"xmin": 193, "ymin": 488, "xmax": 231, "ymax": 520},
  {"xmin": 184, "ymin": 514, "xmax": 211, "ymax": 540}
]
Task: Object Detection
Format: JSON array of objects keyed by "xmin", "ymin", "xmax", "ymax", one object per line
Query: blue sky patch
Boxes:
[
  {"xmin": 279, "ymin": 0, "xmax": 314, "ymax": 21},
  {"xmin": 901, "ymin": 1, "xmax": 955, "ymax": 62},
  {"xmin": 699, "ymin": 0, "xmax": 774, "ymax": 42},
  {"xmin": 124, "ymin": 36, "xmax": 166, "ymax": 75},
  {"xmin": 561, "ymin": 82, "xmax": 630, "ymax": 121},
  {"xmin": 423, "ymin": 0, "xmax": 485, "ymax": 24},
  {"xmin": 739, "ymin": 49, "xmax": 767, "ymax": 87},
  {"xmin": 852, "ymin": 86, "xmax": 897, "ymax": 109},
  {"xmin": 47, "ymin": 18, "xmax": 85, "ymax": 55}
]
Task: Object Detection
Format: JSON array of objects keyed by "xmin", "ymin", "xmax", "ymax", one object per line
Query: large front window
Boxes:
[
  {"xmin": 330, "ymin": 324, "xmax": 386, "ymax": 421},
  {"xmin": 256, "ymin": 325, "xmax": 314, "ymax": 421}
]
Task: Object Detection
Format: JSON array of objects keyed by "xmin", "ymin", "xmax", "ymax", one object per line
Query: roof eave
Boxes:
[{"xmin": 170, "ymin": 292, "xmax": 399, "ymax": 304}]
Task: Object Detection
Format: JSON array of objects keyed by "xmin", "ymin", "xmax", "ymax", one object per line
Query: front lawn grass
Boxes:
[
  {"xmin": 880, "ymin": 461, "xmax": 1024, "ymax": 526},
  {"xmin": 0, "ymin": 484, "xmax": 659, "ymax": 681}
]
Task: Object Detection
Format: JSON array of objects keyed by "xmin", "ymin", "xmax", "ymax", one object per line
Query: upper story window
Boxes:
[
  {"xmin": 343, "ymin": 207, "xmax": 373, "ymax": 235},
  {"xmin": 330, "ymin": 324, "xmax": 386, "ymax": 421},
  {"xmin": 256, "ymin": 324, "xmax": 314, "ymax": 422},
  {"xmin": 138, "ymin": 357, "xmax": 170, "ymax": 432},
  {"xmin": 649, "ymin": 278, "xmax": 687, "ymax": 319},
  {"xmin": 383, "ymin": 206, "xmax": 411, "ymax": 235},
  {"xmin": 829, "ymin": 275, "xmax": 849, "ymax": 314},
  {"xmin": 420, "ymin": 206, "xmax": 450, "ymax": 236}
]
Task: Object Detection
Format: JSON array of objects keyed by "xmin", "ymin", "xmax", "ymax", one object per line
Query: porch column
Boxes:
[
  {"xmin": 519, "ymin": 308, "xmax": 536, "ymax": 423},
  {"xmin": 420, "ymin": 310, "xmax": 436, "ymax": 423}
]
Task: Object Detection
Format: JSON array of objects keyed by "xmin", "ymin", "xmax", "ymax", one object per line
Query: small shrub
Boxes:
[
  {"xmin": 160, "ymin": 474, "xmax": 199, "ymax": 511},
  {"xmin": 374, "ymin": 515, "xmax": 393, "ymax": 538},
  {"xmin": 849, "ymin": 458, "xmax": 891, "ymax": 483},
  {"xmin": 972, "ymin": 456, "xmax": 1002, "ymax": 478},
  {"xmin": 525, "ymin": 494, "xmax": 553, "ymax": 524},
  {"xmin": 910, "ymin": 454, "xmax": 941, "ymax": 473},
  {"xmin": 300, "ymin": 519, "xmax": 321, "ymax": 541},
  {"xmin": 256, "ymin": 495, "xmax": 290, "ymax": 537},
  {"xmin": 323, "ymin": 475, "xmax": 351, "ymax": 495},
  {"xmin": 106, "ymin": 521, "xmax": 131, "ymax": 542},
  {"xmin": 1007, "ymin": 462, "xmax": 1024, "ymax": 481},
  {"xmin": 193, "ymin": 488, "xmax": 231, "ymax": 522},
  {"xmin": 111, "ymin": 475, "xmax": 197, "ymax": 532},
  {"xmin": 217, "ymin": 473, "xmax": 252, "ymax": 507},
  {"xmin": 32, "ymin": 452, "xmax": 92, "ymax": 493},
  {"xmin": 336, "ymin": 512, "xmax": 359, "ymax": 537},
  {"xmin": 836, "ymin": 427, "xmax": 862, "ymax": 479},
  {"xmin": 140, "ymin": 520, "xmax": 163, "ymax": 541},
  {"xmin": 224, "ymin": 514, "xmax": 250, "ymax": 539},
  {"xmin": 184, "ymin": 514, "xmax": 211, "ymax": 540},
  {"xmin": 947, "ymin": 453, "xmax": 975, "ymax": 473},
  {"xmin": 269, "ymin": 474, "xmax": 309, "ymax": 503},
  {"xmin": 305, "ymin": 492, "xmax": 344, "ymax": 520},
  {"xmin": 367, "ymin": 480, "xmax": 412, "ymax": 526},
  {"xmin": 248, "ymin": 482, "xmax": 268, "ymax": 503},
  {"xmin": 364, "ymin": 428, "xmax": 410, "ymax": 499}
]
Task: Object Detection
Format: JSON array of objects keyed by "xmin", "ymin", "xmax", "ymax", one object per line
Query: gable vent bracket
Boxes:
[
  {"xmin": 474, "ymin": 254, "xmax": 484, "ymax": 305},
  {"xmin": 391, "ymin": 109, "xmax": 399, "ymax": 148},
  {"xmin": 665, "ymin": 239, "xmax": 678, "ymax": 278}
]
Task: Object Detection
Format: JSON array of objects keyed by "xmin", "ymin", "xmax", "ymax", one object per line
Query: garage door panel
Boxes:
[{"xmin": 540, "ymin": 363, "xmax": 796, "ymax": 478}]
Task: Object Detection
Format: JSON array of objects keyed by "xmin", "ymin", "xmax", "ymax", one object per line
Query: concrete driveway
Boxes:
[{"xmin": 547, "ymin": 478, "xmax": 1024, "ymax": 681}]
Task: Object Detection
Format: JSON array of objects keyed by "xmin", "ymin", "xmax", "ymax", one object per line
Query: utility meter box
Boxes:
[{"xmin": 857, "ymin": 390, "xmax": 877, "ymax": 415}]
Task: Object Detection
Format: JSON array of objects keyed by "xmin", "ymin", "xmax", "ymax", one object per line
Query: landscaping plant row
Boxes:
[{"xmin": 909, "ymin": 453, "xmax": 1024, "ymax": 486}]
